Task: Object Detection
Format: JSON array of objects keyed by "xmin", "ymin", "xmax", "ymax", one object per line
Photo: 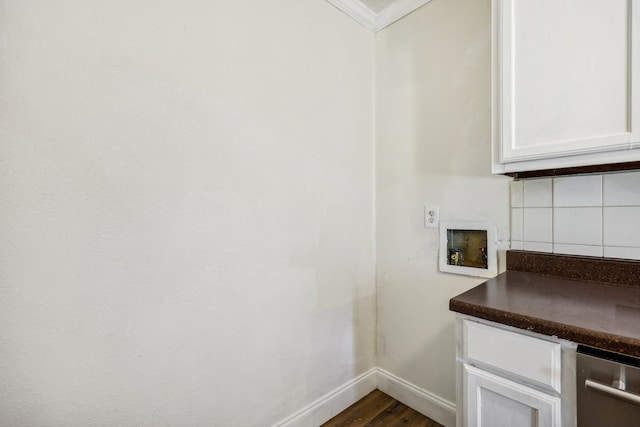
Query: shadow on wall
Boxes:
[
  {"xmin": 404, "ymin": 315, "xmax": 458, "ymax": 397},
  {"xmin": 274, "ymin": 291, "xmax": 376, "ymax": 424}
]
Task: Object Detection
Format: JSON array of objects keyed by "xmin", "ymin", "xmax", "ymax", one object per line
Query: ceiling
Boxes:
[{"xmin": 327, "ymin": 0, "xmax": 433, "ymax": 32}]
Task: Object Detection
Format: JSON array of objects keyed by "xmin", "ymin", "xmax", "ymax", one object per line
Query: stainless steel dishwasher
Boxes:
[{"xmin": 577, "ymin": 346, "xmax": 640, "ymax": 426}]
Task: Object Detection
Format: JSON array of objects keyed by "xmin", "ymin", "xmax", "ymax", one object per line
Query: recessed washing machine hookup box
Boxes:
[{"xmin": 439, "ymin": 221, "xmax": 497, "ymax": 278}]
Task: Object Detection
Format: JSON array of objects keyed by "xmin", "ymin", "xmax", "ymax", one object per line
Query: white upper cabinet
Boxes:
[{"xmin": 492, "ymin": 0, "xmax": 640, "ymax": 174}]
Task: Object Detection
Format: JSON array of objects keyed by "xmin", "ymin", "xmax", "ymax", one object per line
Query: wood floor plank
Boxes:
[
  {"xmin": 368, "ymin": 400, "xmax": 442, "ymax": 426},
  {"xmin": 322, "ymin": 389, "xmax": 444, "ymax": 427},
  {"xmin": 385, "ymin": 405, "xmax": 441, "ymax": 427},
  {"xmin": 320, "ymin": 390, "xmax": 396, "ymax": 427},
  {"xmin": 365, "ymin": 400, "xmax": 407, "ymax": 426}
]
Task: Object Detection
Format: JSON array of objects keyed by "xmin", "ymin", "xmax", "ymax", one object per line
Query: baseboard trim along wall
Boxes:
[
  {"xmin": 376, "ymin": 368, "xmax": 456, "ymax": 427},
  {"xmin": 273, "ymin": 368, "xmax": 378, "ymax": 427},
  {"xmin": 273, "ymin": 368, "xmax": 456, "ymax": 427}
]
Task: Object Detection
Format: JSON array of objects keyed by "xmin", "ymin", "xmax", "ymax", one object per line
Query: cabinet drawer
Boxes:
[{"xmin": 462, "ymin": 320, "xmax": 562, "ymax": 392}]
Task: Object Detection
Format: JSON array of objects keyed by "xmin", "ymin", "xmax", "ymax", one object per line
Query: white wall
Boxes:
[
  {"xmin": 375, "ymin": 0, "xmax": 510, "ymax": 405},
  {"xmin": 0, "ymin": 2, "xmax": 375, "ymax": 426}
]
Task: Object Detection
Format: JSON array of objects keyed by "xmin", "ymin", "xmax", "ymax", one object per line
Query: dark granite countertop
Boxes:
[{"xmin": 450, "ymin": 252, "xmax": 640, "ymax": 358}]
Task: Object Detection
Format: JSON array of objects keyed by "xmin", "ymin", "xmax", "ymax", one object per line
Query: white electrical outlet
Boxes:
[{"xmin": 424, "ymin": 205, "xmax": 439, "ymax": 228}]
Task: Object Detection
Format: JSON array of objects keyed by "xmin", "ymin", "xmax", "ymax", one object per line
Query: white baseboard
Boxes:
[
  {"xmin": 273, "ymin": 368, "xmax": 377, "ymax": 427},
  {"xmin": 376, "ymin": 368, "xmax": 456, "ymax": 427},
  {"xmin": 377, "ymin": 368, "xmax": 456, "ymax": 427},
  {"xmin": 273, "ymin": 368, "xmax": 456, "ymax": 427}
]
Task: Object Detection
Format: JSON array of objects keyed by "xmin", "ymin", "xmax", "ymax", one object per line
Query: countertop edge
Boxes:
[{"xmin": 450, "ymin": 298, "xmax": 640, "ymax": 358}]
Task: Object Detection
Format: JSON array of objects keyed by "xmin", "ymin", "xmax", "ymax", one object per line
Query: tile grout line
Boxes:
[
  {"xmin": 551, "ymin": 177, "xmax": 555, "ymax": 254},
  {"xmin": 520, "ymin": 182, "xmax": 524, "ymax": 250},
  {"xmin": 601, "ymin": 174, "xmax": 605, "ymax": 257}
]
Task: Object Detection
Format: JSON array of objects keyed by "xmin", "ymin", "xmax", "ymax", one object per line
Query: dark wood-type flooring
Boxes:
[{"xmin": 321, "ymin": 389, "xmax": 444, "ymax": 427}]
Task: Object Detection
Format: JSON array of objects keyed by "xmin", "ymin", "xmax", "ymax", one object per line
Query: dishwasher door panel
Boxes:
[{"xmin": 577, "ymin": 351, "xmax": 640, "ymax": 427}]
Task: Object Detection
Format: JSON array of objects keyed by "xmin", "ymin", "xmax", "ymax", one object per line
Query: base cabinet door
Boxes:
[{"xmin": 464, "ymin": 364, "xmax": 561, "ymax": 427}]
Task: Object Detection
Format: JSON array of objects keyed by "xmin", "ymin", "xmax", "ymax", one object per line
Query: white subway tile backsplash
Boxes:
[
  {"xmin": 603, "ymin": 171, "xmax": 640, "ymax": 206},
  {"xmin": 523, "ymin": 241, "xmax": 553, "ymax": 253},
  {"xmin": 523, "ymin": 208, "xmax": 552, "ymax": 243},
  {"xmin": 553, "ymin": 243, "xmax": 603, "ymax": 257},
  {"xmin": 553, "ymin": 207, "xmax": 602, "ymax": 245},
  {"xmin": 553, "ymin": 175, "xmax": 602, "ymax": 207},
  {"xmin": 511, "ymin": 208, "xmax": 523, "ymax": 241},
  {"xmin": 509, "ymin": 173, "xmax": 640, "ymax": 260},
  {"xmin": 603, "ymin": 246, "xmax": 640, "ymax": 260},
  {"xmin": 523, "ymin": 179, "xmax": 552, "ymax": 207},
  {"xmin": 603, "ymin": 207, "xmax": 640, "ymax": 247},
  {"xmin": 511, "ymin": 181, "xmax": 524, "ymax": 208}
]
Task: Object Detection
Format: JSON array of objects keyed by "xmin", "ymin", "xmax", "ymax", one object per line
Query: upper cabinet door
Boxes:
[{"xmin": 492, "ymin": 0, "xmax": 640, "ymax": 174}]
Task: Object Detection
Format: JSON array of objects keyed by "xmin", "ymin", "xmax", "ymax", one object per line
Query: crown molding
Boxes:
[
  {"xmin": 326, "ymin": 0, "xmax": 434, "ymax": 32},
  {"xmin": 375, "ymin": 0, "xmax": 434, "ymax": 31},
  {"xmin": 326, "ymin": 0, "xmax": 377, "ymax": 32}
]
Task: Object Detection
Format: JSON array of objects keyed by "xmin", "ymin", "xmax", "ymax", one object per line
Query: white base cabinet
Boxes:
[
  {"xmin": 456, "ymin": 316, "xmax": 576, "ymax": 427},
  {"xmin": 464, "ymin": 364, "xmax": 560, "ymax": 427}
]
